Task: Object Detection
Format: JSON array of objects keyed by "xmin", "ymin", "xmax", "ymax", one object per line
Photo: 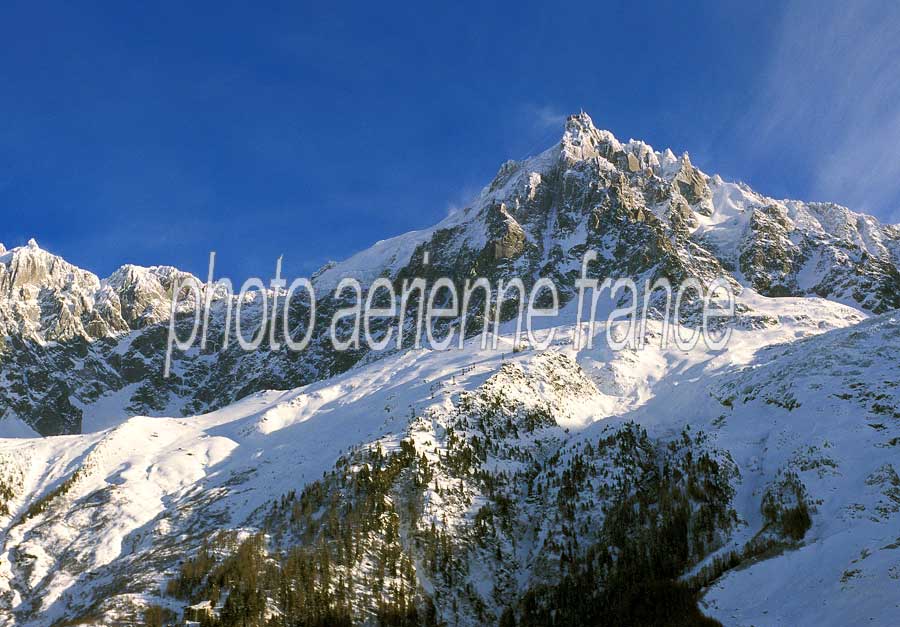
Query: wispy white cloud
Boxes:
[
  {"xmin": 503, "ymin": 103, "xmax": 571, "ymax": 160},
  {"xmin": 744, "ymin": 0, "xmax": 900, "ymax": 221},
  {"xmin": 444, "ymin": 182, "xmax": 483, "ymax": 217},
  {"xmin": 525, "ymin": 104, "xmax": 568, "ymax": 132}
]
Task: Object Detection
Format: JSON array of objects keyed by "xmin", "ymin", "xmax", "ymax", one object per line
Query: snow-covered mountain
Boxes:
[
  {"xmin": 0, "ymin": 113, "xmax": 898, "ymax": 626},
  {"xmin": 4, "ymin": 114, "xmax": 899, "ymax": 438},
  {"xmin": 0, "ymin": 238, "xmax": 196, "ymax": 342}
]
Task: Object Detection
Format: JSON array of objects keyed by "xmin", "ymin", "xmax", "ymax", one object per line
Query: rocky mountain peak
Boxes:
[
  {"xmin": 0, "ymin": 239, "xmax": 200, "ymax": 344},
  {"xmin": 560, "ymin": 111, "xmax": 622, "ymax": 163},
  {"xmin": 105, "ymin": 263, "xmax": 196, "ymax": 328},
  {"xmin": 562, "ymin": 110, "xmax": 594, "ymax": 133},
  {"xmin": 0, "ymin": 239, "xmax": 100, "ymax": 298}
]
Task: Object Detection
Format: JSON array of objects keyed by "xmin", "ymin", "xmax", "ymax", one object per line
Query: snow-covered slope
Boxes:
[
  {"xmin": 0, "ymin": 111, "xmax": 898, "ymax": 625},
  {"xmin": 0, "ymin": 290, "xmax": 896, "ymax": 625}
]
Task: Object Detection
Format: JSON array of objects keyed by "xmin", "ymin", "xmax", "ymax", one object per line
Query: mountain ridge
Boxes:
[
  {"xmin": 0, "ymin": 112, "xmax": 899, "ymax": 625},
  {"xmin": 3, "ymin": 113, "xmax": 898, "ymax": 436}
]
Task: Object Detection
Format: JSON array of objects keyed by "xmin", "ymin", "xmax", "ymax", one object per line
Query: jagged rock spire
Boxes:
[{"xmin": 560, "ymin": 111, "xmax": 623, "ymax": 164}]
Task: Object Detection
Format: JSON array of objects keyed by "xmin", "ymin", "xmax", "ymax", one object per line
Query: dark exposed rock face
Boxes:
[
  {"xmin": 672, "ymin": 154, "xmax": 714, "ymax": 216},
  {"xmin": 487, "ymin": 203, "xmax": 527, "ymax": 260},
  {"xmin": 739, "ymin": 205, "xmax": 804, "ymax": 296},
  {"xmin": 2, "ymin": 112, "xmax": 898, "ymax": 435}
]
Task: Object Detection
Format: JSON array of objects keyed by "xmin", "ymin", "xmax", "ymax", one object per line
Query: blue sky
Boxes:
[{"xmin": 1, "ymin": 1, "xmax": 898, "ymax": 280}]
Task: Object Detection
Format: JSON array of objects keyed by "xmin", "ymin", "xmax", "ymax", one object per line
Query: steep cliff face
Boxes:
[{"xmin": 0, "ymin": 242, "xmax": 203, "ymax": 434}]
